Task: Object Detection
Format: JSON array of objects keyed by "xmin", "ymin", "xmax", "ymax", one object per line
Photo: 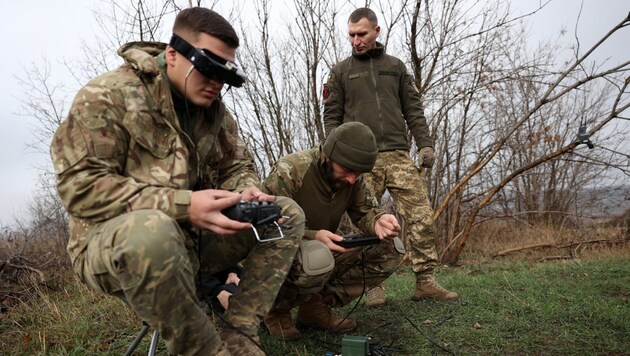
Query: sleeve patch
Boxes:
[{"xmin": 322, "ymin": 84, "xmax": 330, "ymax": 100}]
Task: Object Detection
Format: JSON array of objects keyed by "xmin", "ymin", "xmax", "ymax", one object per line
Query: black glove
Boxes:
[{"xmin": 209, "ymin": 283, "xmax": 238, "ymax": 314}]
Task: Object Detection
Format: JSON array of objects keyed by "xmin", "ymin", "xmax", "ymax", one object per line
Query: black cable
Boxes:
[
  {"xmin": 215, "ymin": 310, "xmax": 268, "ymax": 354},
  {"xmin": 184, "ymin": 71, "xmax": 265, "ymax": 354},
  {"xmin": 364, "ymin": 321, "xmax": 393, "ymax": 336},
  {"xmin": 331, "ymin": 250, "xmax": 368, "ymax": 332},
  {"xmin": 308, "ymin": 244, "xmax": 465, "ymax": 356},
  {"xmin": 307, "ymin": 250, "xmax": 369, "ymax": 353},
  {"xmin": 404, "ymin": 316, "xmax": 455, "ymax": 355},
  {"xmin": 368, "ymin": 342, "xmax": 391, "ymax": 356},
  {"xmin": 325, "ymin": 250, "xmax": 399, "ymax": 355},
  {"xmin": 183, "ymin": 65, "xmax": 193, "ymax": 124}
]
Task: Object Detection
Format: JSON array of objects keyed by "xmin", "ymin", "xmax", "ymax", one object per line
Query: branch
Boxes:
[
  {"xmin": 473, "ymin": 210, "xmax": 589, "ymax": 226},
  {"xmin": 494, "ymin": 237, "xmax": 629, "ymax": 257},
  {"xmin": 435, "ymin": 15, "xmax": 630, "ymax": 221},
  {"xmin": 4, "ymin": 261, "xmax": 46, "ymax": 283},
  {"xmin": 444, "ymin": 0, "xmax": 551, "ymax": 48}
]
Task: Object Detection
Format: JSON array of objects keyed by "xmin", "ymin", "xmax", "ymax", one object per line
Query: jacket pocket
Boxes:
[
  {"xmin": 125, "ymin": 111, "xmax": 174, "ymax": 157},
  {"xmin": 123, "ymin": 111, "xmax": 177, "ymax": 184}
]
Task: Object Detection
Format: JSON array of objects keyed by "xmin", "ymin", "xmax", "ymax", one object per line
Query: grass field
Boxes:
[{"xmin": 2, "ymin": 254, "xmax": 629, "ymax": 355}]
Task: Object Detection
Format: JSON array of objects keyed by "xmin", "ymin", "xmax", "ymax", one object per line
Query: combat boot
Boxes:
[
  {"xmin": 263, "ymin": 309, "xmax": 302, "ymax": 341},
  {"xmin": 412, "ymin": 277, "xmax": 459, "ymax": 301},
  {"xmin": 219, "ymin": 328, "xmax": 265, "ymax": 356},
  {"xmin": 364, "ymin": 285, "xmax": 386, "ymax": 307},
  {"xmin": 296, "ymin": 295, "xmax": 357, "ymax": 333}
]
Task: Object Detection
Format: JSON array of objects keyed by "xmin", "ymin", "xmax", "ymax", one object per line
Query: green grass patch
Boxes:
[{"xmin": 2, "ymin": 256, "xmax": 628, "ymax": 355}]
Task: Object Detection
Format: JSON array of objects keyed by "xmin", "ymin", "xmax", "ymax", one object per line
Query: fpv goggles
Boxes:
[{"xmin": 169, "ymin": 33, "xmax": 246, "ymax": 87}]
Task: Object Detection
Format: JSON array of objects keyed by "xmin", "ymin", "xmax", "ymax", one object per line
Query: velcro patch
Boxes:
[{"xmin": 349, "ymin": 71, "xmax": 369, "ymax": 79}]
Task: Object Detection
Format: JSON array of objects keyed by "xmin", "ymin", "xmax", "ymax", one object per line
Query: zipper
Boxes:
[{"xmin": 370, "ymin": 57, "xmax": 385, "ymax": 149}]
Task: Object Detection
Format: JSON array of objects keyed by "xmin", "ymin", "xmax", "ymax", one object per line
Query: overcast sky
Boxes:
[{"xmin": 0, "ymin": 0, "xmax": 628, "ymax": 227}]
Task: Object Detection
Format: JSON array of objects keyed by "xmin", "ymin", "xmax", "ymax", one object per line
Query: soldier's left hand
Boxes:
[
  {"xmin": 217, "ymin": 290, "xmax": 232, "ymax": 310},
  {"xmin": 316, "ymin": 230, "xmax": 352, "ymax": 253},
  {"xmin": 240, "ymin": 187, "xmax": 287, "ymax": 225},
  {"xmin": 374, "ymin": 214, "xmax": 400, "ymax": 240},
  {"xmin": 241, "ymin": 187, "xmax": 275, "ymax": 202},
  {"xmin": 226, "ymin": 272, "xmax": 240, "ymax": 286},
  {"xmin": 419, "ymin": 147, "xmax": 435, "ymax": 168}
]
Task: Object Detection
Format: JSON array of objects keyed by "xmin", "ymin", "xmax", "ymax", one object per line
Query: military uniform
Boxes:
[
  {"xmin": 262, "ymin": 146, "xmax": 401, "ymax": 310},
  {"xmin": 323, "ymin": 42, "xmax": 439, "ymax": 279},
  {"xmin": 51, "ymin": 42, "xmax": 305, "ymax": 355}
]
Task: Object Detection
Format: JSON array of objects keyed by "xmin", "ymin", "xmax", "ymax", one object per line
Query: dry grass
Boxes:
[
  {"xmin": 1, "ymin": 276, "xmax": 143, "ymax": 354},
  {"xmin": 1, "ymin": 231, "xmax": 71, "ymax": 313},
  {"xmin": 1, "ymin": 214, "xmax": 628, "ymax": 353},
  {"xmin": 462, "ymin": 217, "xmax": 629, "ymax": 263}
]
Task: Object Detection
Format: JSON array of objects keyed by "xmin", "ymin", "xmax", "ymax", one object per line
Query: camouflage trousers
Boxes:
[
  {"xmin": 71, "ymin": 196, "xmax": 304, "ymax": 356},
  {"xmin": 271, "ymin": 239, "xmax": 401, "ymax": 311},
  {"xmin": 363, "ymin": 150, "xmax": 439, "ymax": 279}
]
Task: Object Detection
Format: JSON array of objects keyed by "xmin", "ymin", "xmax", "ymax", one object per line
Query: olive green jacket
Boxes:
[
  {"xmin": 50, "ymin": 41, "xmax": 259, "ymax": 261},
  {"xmin": 262, "ymin": 146, "xmax": 384, "ymax": 239},
  {"xmin": 323, "ymin": 42, "xmax": 433, "ymax": 151}
]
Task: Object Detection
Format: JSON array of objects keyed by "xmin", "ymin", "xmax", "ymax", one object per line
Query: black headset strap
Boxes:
[
  {"xmin": 169, "ymin": 34, "xmax": 198, "ymax": 60},
  {"xmin": 168, "ymin": 33, "xmax": 245, "ymax": 88},
  {"xmin": 169, "ymin": 33, "xmax": 232, "ymax": 67}
]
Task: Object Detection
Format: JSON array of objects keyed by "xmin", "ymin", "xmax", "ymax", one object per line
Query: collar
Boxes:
[
  {"xmin": 352, "ymin": 41, "xmax": 385, "ymax": 59},
  {"xmin": 316, "ymin": 144, "xmax": 342, "ymax": 192},
  {"xmin": 157, "ymin": 52, "xmax": 190, "ymax": 113},
  {"xmin": 316, "ymin": 143, "xmax": 326, "ymax": 173}
]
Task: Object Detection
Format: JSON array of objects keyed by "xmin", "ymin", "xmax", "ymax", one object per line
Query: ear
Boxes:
[
  {"xmin": 375, "ymin": 25, "xmax": 381, "ymax": 37},
  {"xmin": 165, "ymin": 46, "xmax": 178, "ymax": 67}
]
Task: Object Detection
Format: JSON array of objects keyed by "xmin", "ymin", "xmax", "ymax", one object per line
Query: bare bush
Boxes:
[
  {"xmin": 0, "ymin": 188, "xmax": 70, "ymax": 310},
  {"xmin": 12, "ymin": 0, "xmax": 630, "ymax": 269}
]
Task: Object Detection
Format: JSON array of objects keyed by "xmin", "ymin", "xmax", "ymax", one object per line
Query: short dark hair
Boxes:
[
  {"xmin": 348, "ymin": 7, "xmax": 378, "ymax": 25},
  {"xmin": 173, "ymin": 7, "xmax": 239, "ymax": 48}
]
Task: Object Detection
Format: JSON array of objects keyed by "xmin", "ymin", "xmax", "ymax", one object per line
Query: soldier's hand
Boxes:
[
  {"xmin": 190, "ymin": 189, "xmax": 252, "ymax": 234},
  {"xmin": 419, "ymin": 147, "xmax": 435, "ymax": 168},
  {"xmin": 315, "ymin": 230, "xmax": 352, "ymax": 253},
  {"xmin": 217, "ymin": 290, "xmax": 232, "ymax": 310},
  {"xmin": 240, "ymin": 187, "xmax": 275, "ymax": 203},
  {"xmin": 374, "ymin": 214, "xmax": 400, "ymax": 241},
  {"xmin": 238, "ymin": 187, "xmax": 286, "ymax": 225},
  {"xmin": 225, "ymin": 272, "xmax": 240, "ymax": 286}
]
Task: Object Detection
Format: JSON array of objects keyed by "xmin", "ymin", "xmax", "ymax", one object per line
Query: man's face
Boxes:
[
  {"xmin": 348, "ymin": 18, "xmax": 380, "ymax": 55},
  {"xmin": 166, "ymin": 32, "xmax": 236, "ymax": 108},
  {"xmin": 324, "ymin": 158, "xmax": 361, "ymax": 189}
]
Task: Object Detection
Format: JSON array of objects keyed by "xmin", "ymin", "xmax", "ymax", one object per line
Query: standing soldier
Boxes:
[
  {"xmin": 50, "ymin": 7, "xmax": 305, "ymax": 355},
  {"xmin": 323, "ymin": 7, "xmax": 458, "ymax": 305}
]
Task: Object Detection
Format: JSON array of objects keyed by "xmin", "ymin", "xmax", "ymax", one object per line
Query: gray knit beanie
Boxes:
[{"xmin": 323, "ymin": 122, "xmax": 378, "ymax": 172}]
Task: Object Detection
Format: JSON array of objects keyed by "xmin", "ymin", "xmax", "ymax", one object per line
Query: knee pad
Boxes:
[
  {"xmin": 393, "ymin": 236, "xmax": 406, "ymax": 254},
  {"xmin": 298, "ymin": 240, "xmax": 335, "ymax": 276}
]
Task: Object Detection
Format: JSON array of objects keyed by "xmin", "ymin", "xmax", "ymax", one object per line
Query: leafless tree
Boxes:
[
  {"xmin": 424, "ymin": 8, "xmax": 630, "ymax": 263},
  {"xmin": 14, "ymin": 0, "xmax": 630, "ymax": 267}
]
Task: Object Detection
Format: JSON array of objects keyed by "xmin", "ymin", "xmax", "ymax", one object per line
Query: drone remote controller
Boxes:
[
  {"xmin": 334, "ymin": 234, "xmax": 381, "ymax": 248},
  {"xmin": 222, "ymin": 201, "xmax": 282, "ymax": 226}
]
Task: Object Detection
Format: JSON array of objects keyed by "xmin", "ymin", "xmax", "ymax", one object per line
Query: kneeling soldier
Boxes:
[{"xmin": 262, "ymin": 122, "xmax": 403, "ymax": 340}]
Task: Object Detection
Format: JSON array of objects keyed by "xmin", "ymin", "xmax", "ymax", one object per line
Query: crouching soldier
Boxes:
[
  {"xmin": 50, "ymin": 7, "xmax": 305, "ymax": 355},
  {"xmin": 262, "ymin": 122, "xmax": 403, "ymax": 340}
]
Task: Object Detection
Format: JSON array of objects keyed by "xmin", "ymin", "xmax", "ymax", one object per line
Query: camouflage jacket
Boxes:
[
  {"xmin": 50, "ymin": 41, "xmax": 259, "ymax": 260},
  {"xmin": 262, "ymin": 146, "xmax": 384, "ymax": 239},
  {"xmin": 323, "ymin": 42, "xmax": 433, "ymax": 151}
]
